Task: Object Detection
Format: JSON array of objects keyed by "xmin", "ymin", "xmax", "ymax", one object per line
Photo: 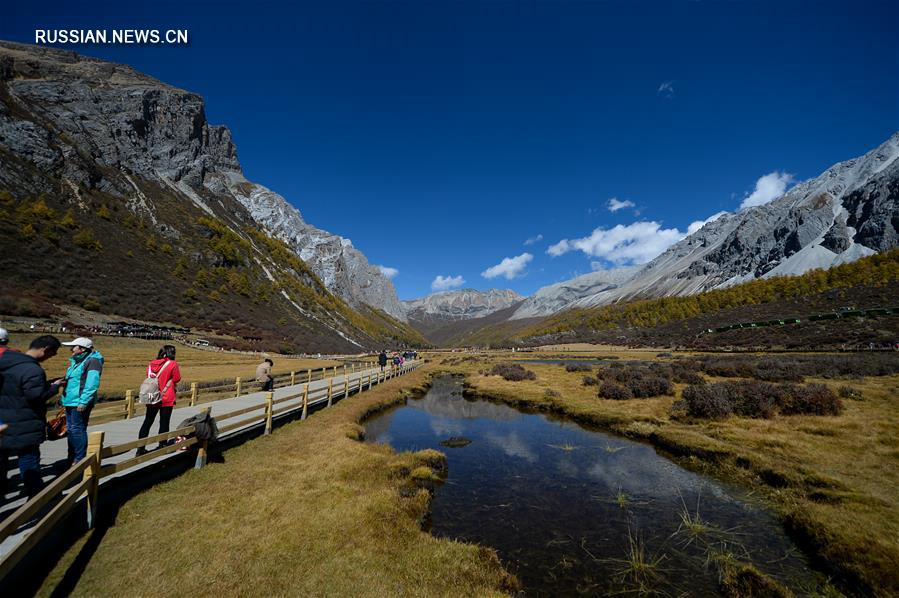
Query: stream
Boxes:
[{"xmin": 364, "ymin": 375, "xmax": 816, "ymax": 596}]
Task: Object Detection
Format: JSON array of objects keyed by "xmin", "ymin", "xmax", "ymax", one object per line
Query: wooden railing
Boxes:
[
  {"xmin": 87, "ymin": 361, "xmax": 381, "ymax": 424},
  {"xmin": 0, "ymin": 361, "xmax": 419, "ymax": 580}
]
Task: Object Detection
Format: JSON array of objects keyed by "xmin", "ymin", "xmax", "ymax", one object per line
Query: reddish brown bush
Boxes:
[
  {"xmin": 598, "ymin": 381, "xmax": 633, "ymax": 401},
  {"xmin": 490, "ymin": 363, "xmax": 536, "ymax": 381}
]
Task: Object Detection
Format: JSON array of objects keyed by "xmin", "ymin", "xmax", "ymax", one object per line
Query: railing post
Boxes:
[
  {"xmin": 307, "ymin": 368, "xmax": 312, "ymax": 383},
  {"xmin": 344, "ymin": 374, "xmax": 349, "ymax": 399},
  {"xmin": 195, "ymin": 407, "xmax": 212, "ymax": 469},
  {"xmin": 264, "ymin": 392, "xmax": 274, "ymax": 435},
  {"xmin": 326, "ymin": 377, "xmax": 333, "ymax": 407},
  {"xmin": 333, "ymin": 365, "xmax": 337, "ymax": 377},
  {"xmin": 302, "ymin": 383, "xmax": 310, "ymax": 419},
  {"xmin": 190, "ymin": 382, "xmax": 198, "ymax": 406},
  {"xmin": 290, "ymin": 371, "xmax": 296, "ymax": 386},
  {"xmin": 84, "ymin": 431, "xmax": 104, "ymax": 529},
  {"xmin": 236, "ymin": 377, "xmax": 242, "ymax": 396},
  {"xmin": 126, "ymin": 389, "xmax": 134, "ymax": 419}
]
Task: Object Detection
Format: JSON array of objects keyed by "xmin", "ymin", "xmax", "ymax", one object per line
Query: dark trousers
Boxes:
[
  {"xmin": 65, "ymin": 403, "xmax": 93, "ymax": 463},
  {"xmin": 261, "ymin": 379, "xmax": 274, "ymax": 392},
  {"xmin": 1, "ymin": 445, "xmax": 43, "ymax": 501},
  {"xmin": 138, "ymin": 405, "xmax": 173, "ymax": 442}
]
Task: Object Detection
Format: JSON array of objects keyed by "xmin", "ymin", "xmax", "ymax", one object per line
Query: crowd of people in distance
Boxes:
[
  {"xmin": 0, "ymin": 326, "xmax": 415, "ymax": 505},
  {"xmin": 377, "ymin": 349, "xmax": 416, "ymax": 371}
]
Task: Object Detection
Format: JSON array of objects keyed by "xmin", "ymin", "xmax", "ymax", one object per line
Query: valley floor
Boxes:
[
  {"xmin": 448, "ymin": 350, "xmax": 899, "ymax": 597},
  {"xmin": 31, "ymin": 351, "xmax": 899, "ymax": 597}
]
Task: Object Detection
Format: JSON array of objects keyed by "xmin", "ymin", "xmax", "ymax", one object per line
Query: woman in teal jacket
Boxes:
[{"xmin": 60, "ymin": 337, "xmax": 104, "ymax": 465}]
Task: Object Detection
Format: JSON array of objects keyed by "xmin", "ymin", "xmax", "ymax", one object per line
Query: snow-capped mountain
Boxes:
[
  {"xmin": 511, "ymin": 132, "xmax": 899, "ymax": 319},
  {"xmin": 404, "ymin": 289, "xmax": 525, "ymax": 321}
]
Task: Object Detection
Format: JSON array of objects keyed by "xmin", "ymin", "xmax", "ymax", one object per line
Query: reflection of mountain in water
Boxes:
[{"xmin": 408, "ymin": 380, "xmax": 521, "ymax": 422}]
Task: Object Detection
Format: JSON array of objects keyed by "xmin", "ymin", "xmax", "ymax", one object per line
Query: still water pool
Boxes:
[{"xmin": 365, "ymin": 375, "xmax": 815, "ymax": 596}]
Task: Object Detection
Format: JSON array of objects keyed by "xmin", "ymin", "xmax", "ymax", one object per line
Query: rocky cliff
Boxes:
[
  {"xmin": 403, "ymin": 289, "xmax": 525, "ymax": 321},
  {"xmin": 512, "ymin": 132, "xmax": 899, "ymax": 319},
  {"xmin": 0, "ymin": 40, "xmax": 406, "ymax": 321},
  {"xmin": 0, "ymin": 41, "xmax": 420, "ymax": 351}
]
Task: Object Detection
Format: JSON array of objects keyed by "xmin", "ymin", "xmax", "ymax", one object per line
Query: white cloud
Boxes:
[
  {"xmin": 547, "ymin": 221, "xmax": 685, "ymax": 266},
  {"xmin": 431, "ymin": 275, "xmax": 465, "ymax": 291},
  {"xmin": 376, "ymin": 265, "xmax": 398, "ymax": 279},
  {"xmin": 606, "ymin": 197, "xmax": 636, "ymax": 213},
  {"xmin": 740, "ymin": 171, "xmax": 794, "ymax": 209},
  {"xmin": 523, "ymin": 234, "xmax": 543, "ymax": 246},
  {"xmin": 481, "ymin": 253, "xmax": 533, "ymax": 280},
  {"xmin": 658, "ymin": 81, "xmax": 675, "ymax": 97},
  {"xmin": 686, "ymin": 211, "xmax": 728, "ymax": 235}
]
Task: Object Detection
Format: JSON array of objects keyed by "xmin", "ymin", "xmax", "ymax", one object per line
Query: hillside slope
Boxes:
[
  {"xmin": 0, "ymin": 41, "xmax": 422, "ymax": 351},
  {"xmin": 455, "ymin": 250, "xmax": 899, "ymax": 349}
]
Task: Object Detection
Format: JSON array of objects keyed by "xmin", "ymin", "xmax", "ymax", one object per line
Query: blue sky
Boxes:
[{"xmin": 5, "ymin": 0, "xmax": 898, "ymax": 300}]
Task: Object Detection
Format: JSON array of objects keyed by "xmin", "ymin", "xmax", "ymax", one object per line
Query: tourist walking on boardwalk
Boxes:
[
  {"xmin": 60, "ymin": 337, "xmax": 104, "ymax": 466},
  {"xmin": 136, "ymin": 345, "xmax": 181, "ymax": 455},
  {"xmin": 0, "ymin": 327, "xmax": 9, "ymax": 356},
  {"xmin": 378, "ymin": 350, "xmax": 388, "ymax": 371},
  {"xmin": 256, "ymin": 358, "xmax": 274, "ymax": 392},
  {"xmin": 0, "ymin": 336, "xmax": 64, "ymax": 500}
]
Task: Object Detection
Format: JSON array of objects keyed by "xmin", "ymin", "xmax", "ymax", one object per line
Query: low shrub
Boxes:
[
  {"xmin": 725, "ymin": 380, "xmax": 784, "ymax": 419},
  {"xmin": 544, "ymin": 388, "xmax": 561, "ymax": 398},
  {"xmin": 678, "ymin": 384, "xmax": 733, "ymax": 419},
  {"xmin": 677, "ymin": 380, "xmax": 843, "ymax": 419},
  {"xmin": 490, "ymin": 363, "xmax": 536, "ymax": 382},
  {"xmin": 582, "ymin": 376, "xmax": 598, "ymax": 386},
  {"xmin": 675, "ymin": 371, "xmax": 706, "ymax": 385},
  {"xmin": 598, "ymin": 381, "xmax": 633, "ymax": 401},
  {"xmin": 628, "ymin": 375, "xmax": 674, "ymax": 398},
  {"xmin": 779, "ymin": 384, "xmax": 843, "ymax": 416},
  {"xmin": 564, "ymin": 363, "xmax": 592, "ymax": 372}
]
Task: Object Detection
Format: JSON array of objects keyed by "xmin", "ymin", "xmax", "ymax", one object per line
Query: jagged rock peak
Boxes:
[{"xmin": 404, "ymin": 288, "xmax": 525, "ymax": 321}]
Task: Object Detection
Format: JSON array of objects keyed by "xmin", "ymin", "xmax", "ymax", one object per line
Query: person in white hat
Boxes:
[
  {"xmin": 0, "ymin": 327, "xmax": 9, "ymax": 356},
  {"xmin": 59, "ymin": 337, "xmax": 104, "ymax": 465}
]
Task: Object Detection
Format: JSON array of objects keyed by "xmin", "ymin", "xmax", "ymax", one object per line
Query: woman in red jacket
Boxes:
[{"xmin": 136, "ymin": 345, "xmax": 181, "ymax": 455}]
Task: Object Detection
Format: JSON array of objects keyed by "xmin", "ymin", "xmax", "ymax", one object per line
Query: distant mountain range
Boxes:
[
  {"xmin": 403, "ymin": 289, "xmax": 524, "ymax": 321},
  {"xmin": 404, "ymin": 133, "xmax": 898, "ymax": 345},
  {"xmin": 1, "ymin": 41, "xmax": 895, "ymax": 350}
]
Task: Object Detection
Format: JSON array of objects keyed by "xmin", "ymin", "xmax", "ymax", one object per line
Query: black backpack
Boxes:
[{"xmin": 178, "ymin": 411, "xmax": 219, "ymax": 441}]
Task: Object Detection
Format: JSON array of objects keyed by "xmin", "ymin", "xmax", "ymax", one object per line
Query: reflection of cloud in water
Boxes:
[
  {"xmin": 430, "ymin": 416, "xmax": 464, "ymax": 437},
  {"xmin": 486, "ymin": 431, "xmax": 537, "ymax": 463},
  {"xmin": 555, "ymin": 457, "xmax": 579, "ymax": 478},
  {"xmin": 586, "ymin": 447, "xmax": 712, "ymax": 498},
  {"xmin": 364, "ymin": 409, "xmax": 396, "ymax": 442}
]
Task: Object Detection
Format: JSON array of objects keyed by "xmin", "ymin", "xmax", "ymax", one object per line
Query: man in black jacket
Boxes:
[{"xmin": 0, "ymin": 335, "xmax": 65, "ymax": 500}]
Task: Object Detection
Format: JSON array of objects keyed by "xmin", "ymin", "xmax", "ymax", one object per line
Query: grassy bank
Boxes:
[
  {"xmin": 37, "ymin": 367, "xmax": 516, "ymax": 596},
  {"xmin": 441, "ymin": 351, "xmax": 899, "ymax": 597},
  {"xmin": 7, "ymin": 333, "xmax": 339, "ymax": 398}
]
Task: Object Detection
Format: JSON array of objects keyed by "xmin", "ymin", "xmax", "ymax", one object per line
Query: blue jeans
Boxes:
[
  {"xmin": 0, "ymin": 445, "xmax": 43, "ymax": 500},
  {"xmin": 66, "ymin": 404, "xmax": 93, "ymax": 463}
]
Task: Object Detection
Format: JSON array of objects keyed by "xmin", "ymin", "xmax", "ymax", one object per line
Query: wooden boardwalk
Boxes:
[{"xmin": 0, "ymin": 362, "xmax": 418, "ymax": 561}]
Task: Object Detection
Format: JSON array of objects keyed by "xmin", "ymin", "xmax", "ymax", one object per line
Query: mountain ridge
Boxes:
[
  {"xmin": 0, "ymin": 41, "xmax": 421, "ymax": 351},
  {"xmin": 511, "ymin": 132, "xmax": 899, "ymax": 320}
]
